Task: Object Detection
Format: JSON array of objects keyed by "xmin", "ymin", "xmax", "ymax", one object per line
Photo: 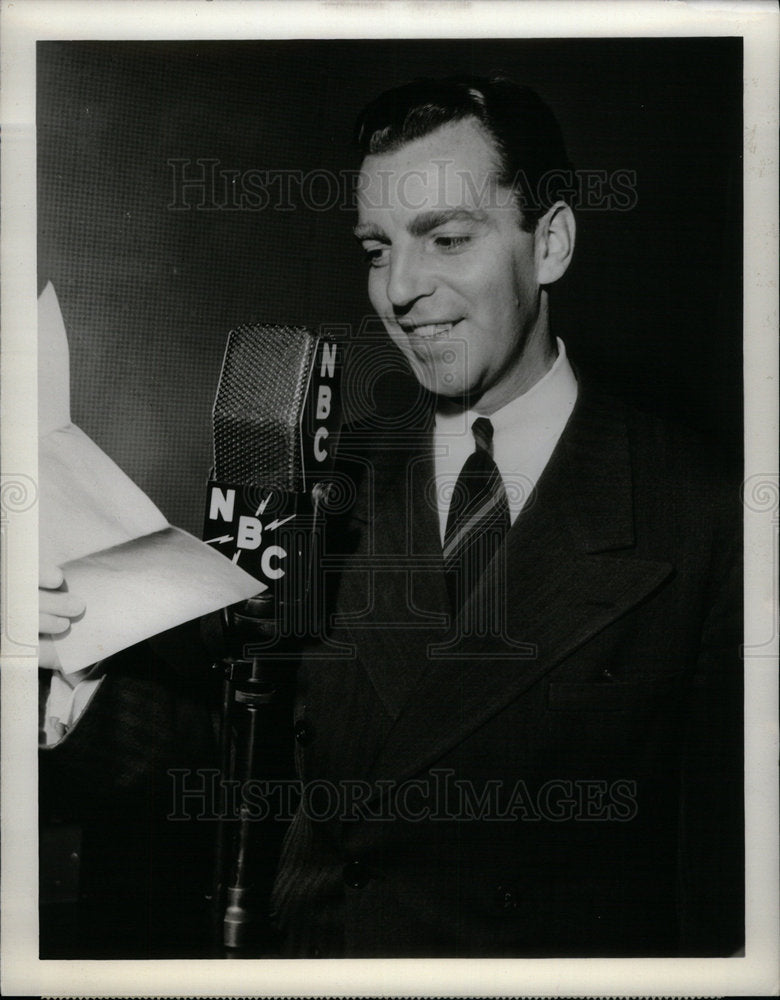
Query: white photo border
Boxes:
[{"xmin": 1, "ymin": 1, "xmax": 778, "ymax": 996}]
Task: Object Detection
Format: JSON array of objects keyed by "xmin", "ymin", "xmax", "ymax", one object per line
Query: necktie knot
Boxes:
[{"xmin": 471, "ymin": 416, "xmax": 494, "ymax": 454}]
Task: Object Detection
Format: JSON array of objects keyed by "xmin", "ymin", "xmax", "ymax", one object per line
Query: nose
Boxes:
[{"xmin": 384, "ymin": 246, "xmax": 434, "ymax": 311}]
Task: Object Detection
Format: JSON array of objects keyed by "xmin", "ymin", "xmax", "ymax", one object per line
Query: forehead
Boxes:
[{"xmin": 357, "ymin": 117, "xmax": 505, "ymax": 220}]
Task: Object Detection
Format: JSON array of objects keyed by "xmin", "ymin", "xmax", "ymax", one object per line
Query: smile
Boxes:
[{"xmin": 397, "ymin": 320, "xmax": 460, "ymax": 339}]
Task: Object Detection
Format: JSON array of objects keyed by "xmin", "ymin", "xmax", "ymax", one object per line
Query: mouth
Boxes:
[{"xmin": 396, "ymin": 319, "xmax": 461, "ymax": 340}]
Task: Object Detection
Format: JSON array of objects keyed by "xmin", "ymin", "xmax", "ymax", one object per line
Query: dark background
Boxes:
[{"xmin": 38, "ymin": 39, "xmax": 743, "ymax": 535}]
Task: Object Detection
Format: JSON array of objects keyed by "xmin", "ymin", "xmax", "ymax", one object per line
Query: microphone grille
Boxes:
[{"xmin": 213, "ymin": 323, "xmax": 317, "ymax": 489}]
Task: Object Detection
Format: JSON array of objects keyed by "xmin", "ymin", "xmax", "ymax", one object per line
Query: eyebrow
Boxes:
[
  {"xmin": 352, "ymin": 221, "xmax": 388, "ymax": 242},
  {"xmin": 353, "ymin": 208, "xmax": 488, "ymax": 242}
]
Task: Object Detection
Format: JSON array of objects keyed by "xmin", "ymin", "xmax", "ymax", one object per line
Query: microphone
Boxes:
[
  {"xmin": 202, "ymin": 322, "xmax": 342, "ymax": 649},
  {"xmin": 202, "ymin": 323, "xmax": 342, "ymax": 953}
]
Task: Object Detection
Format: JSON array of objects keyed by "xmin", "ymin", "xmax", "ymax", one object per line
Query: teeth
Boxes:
[{"xmin": 412, "ymin": 323, "xmax": 452, "ymax": 338}]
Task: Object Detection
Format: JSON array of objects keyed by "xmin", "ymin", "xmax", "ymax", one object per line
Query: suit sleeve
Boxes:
[
  {"xmin": 39, "ymin": 615, "xmax": 220, "ymax": 817},
  {"xmin": 39, "ymin": 618, "xmax": 221, "ymax": 957}
]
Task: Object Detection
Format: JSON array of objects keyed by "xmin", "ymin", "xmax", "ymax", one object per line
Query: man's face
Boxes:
[{"xmin": 355, "ymin": 117, "xmax": 547, "ymax": 413}]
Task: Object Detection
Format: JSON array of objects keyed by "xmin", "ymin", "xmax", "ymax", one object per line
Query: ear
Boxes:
[{"xmin": 534, "ymin": 201, "xmax": 576, "ymax": 285}]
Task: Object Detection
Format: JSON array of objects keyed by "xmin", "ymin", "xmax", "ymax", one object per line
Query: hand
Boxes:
[{"xmin": 39, "ymin": 563, "xmax": 85, "ymax": 669}]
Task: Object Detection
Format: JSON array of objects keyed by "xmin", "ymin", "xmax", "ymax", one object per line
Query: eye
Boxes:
[
  {"xmin": 433, "ymin": 234, "xmax": 471, "ymax": 252},
  {"xmin": 361, "ymin": 243, "xmax": 389, "ymax": 268}
]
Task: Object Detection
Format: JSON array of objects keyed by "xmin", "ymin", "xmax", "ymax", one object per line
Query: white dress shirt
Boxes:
[{"xmin": 433, "ymin": 338, "xmax": 578, "ymax": 543}]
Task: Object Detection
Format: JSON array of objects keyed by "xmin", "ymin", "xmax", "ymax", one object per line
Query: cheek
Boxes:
[
  {"xmin": 479, "ymin": 276, "xmax": 530, "ymax": 333},
  {"xmin": 463, "ymin": 258, "xmax": 518, "ymax": 314}
]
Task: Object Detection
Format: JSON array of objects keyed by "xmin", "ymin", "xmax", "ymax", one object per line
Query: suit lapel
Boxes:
[
  {"xmin": 355, "ymin": 387, "xmax": 673, "ymax": 789},
  {"xmin": 333, "ymin": 412, "xmax": 450, "ymax": 721}
]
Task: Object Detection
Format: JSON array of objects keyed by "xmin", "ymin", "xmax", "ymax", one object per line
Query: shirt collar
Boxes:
[{"xmin": 435, "ymin": 338, "xmax": 577, "ymax": 440}]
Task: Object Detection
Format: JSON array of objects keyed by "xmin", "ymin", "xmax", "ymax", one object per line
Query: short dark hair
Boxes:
[{"xmin": 354, "ymin": 75, "xmax": 572, "ymax": 231}]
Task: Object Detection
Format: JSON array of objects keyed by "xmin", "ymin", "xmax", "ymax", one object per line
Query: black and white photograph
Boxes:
[{"xmin": 1, "ymin": 1, "xmax": 777, "ymax": 996}]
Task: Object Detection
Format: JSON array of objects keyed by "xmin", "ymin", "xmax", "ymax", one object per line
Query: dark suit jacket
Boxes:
[
  {"xmin": 271, "ymin": 383, "xmax": 744, "ymax": 957},
  {"xmin": 38, "ymin": 623, "xmax": 222, "ymax": 957},
  {"xmin": 38, "ymin": 381, "xmax": 743, "ymax": 959}
]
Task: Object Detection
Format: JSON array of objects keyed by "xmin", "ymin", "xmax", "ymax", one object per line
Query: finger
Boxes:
[
  {"xmin": 39, "ymin": 564, "xmax": 64, "ymax": 590},
  {"xmin": 39, "ymin": 612, "xmax": 71, "ymax": 636},
  {"xmin": 39, "ymin": 590, "xmax": 86, "ymax": 619},
  {"xmin": 38, "ymin": 636, "xmax": 61, "ymax": 670}
]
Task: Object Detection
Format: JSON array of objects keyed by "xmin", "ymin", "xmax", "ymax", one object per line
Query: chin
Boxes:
[
  {"xmin": 399, "ymin": 348, "xmax": 471, "ymax": 399},
  {"xmin": 415, "ymin": 368, "xmax": 461, "ymax": 398}
]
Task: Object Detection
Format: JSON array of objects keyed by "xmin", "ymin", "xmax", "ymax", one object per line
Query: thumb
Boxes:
[{"xmin": 39, "ymin": 562, "xmax": 65, "ymax": 590}]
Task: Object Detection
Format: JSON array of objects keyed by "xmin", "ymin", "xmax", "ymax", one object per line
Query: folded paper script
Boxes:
[{"xmin": 38, "ymin": 282, "xmax": 263, "ymax": 672}]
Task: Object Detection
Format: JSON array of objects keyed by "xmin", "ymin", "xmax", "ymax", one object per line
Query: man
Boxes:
[
  {"xmin": 269, "ymin": 77, "xmax": 744, "ymax": 957},
  {"xmin": 40, "ymin": 76, "xmax": 743, "ymax": 958}
]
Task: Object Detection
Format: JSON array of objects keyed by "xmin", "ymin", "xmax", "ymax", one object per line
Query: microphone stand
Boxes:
[
  {"xmin": 212, "ymin": 597, "xmax": 296, "ymax": 956},
  {"xmin": 212, "ymin": 487, "xmax": 329, "ymax": 956}
]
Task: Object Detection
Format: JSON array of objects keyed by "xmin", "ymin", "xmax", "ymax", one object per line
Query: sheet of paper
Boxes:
[
  {"xmin": 38, "ymin": 283, "xmax": 264, "ymax": 672},
  {"xmin": 38, "ymin": 527, "xmax": 263, "ymax": 672},
  {"xmin": 39, "ymin": 423, "xmax": 171, "ymax": 566}
]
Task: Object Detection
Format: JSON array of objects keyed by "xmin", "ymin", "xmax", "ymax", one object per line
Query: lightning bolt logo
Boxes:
[{"xmin": 265, "ymin": 514, "xmax": 296, "ymax": 531}]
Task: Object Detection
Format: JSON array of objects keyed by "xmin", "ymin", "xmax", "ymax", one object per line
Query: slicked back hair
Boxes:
[{"xmin": 354, "ymin": 75, "xmax": 572, "ymax": 232}]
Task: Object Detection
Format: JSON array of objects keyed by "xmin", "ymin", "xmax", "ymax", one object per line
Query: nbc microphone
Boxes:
[
  {"xmin": 203, "ymin": 323, "xmax": 342, "ymax": 952},
  {"xmin": 203, "ymin": 322, "xmax": 342, "ymax": 649}
]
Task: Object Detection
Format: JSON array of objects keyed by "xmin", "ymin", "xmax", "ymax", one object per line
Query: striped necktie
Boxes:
[{"xmin": 442, "ymin": 416, "xmax": 511, "ymax": 611}]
